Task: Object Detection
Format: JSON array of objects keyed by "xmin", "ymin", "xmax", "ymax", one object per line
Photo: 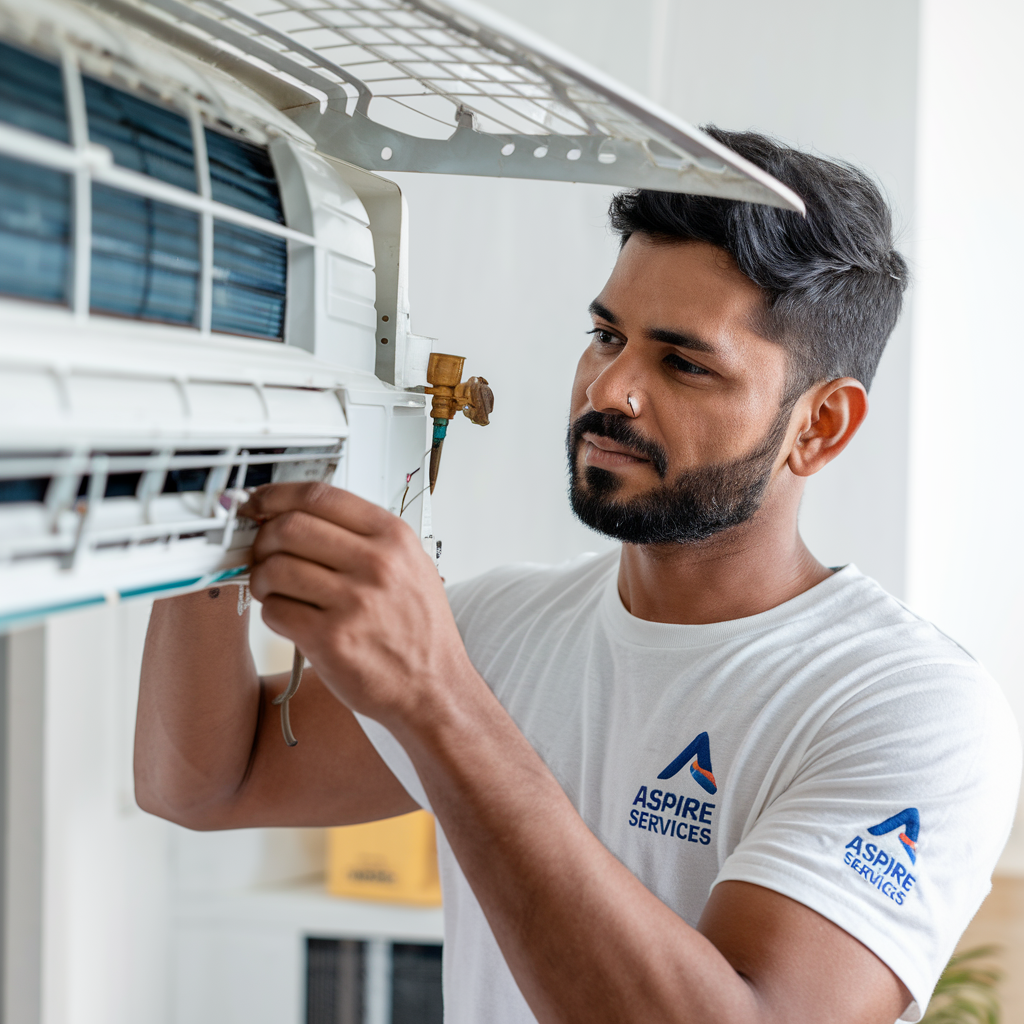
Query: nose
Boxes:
[{"xmin": 585, "ymin": 342, "xmax": 646, "ymax": 419}]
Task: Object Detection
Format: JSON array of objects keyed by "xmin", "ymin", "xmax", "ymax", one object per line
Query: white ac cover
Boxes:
[{"xmin": 0, "ymin": 0, "xmax": 802, "ymax": 629}]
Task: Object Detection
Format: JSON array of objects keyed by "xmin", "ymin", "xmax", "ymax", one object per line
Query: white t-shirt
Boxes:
[{"xmin": 358, "ymin": 552, "xmax": 1020, "ymax": 1023}]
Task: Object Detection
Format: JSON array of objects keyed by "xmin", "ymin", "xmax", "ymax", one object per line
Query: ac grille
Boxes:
[{"xmin": 0, "ymin": 444, "xmax": 341, "ymax": 560}]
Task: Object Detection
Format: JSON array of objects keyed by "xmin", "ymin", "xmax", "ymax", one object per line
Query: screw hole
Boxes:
[
  {"xmin": 381, "ymin": 315, "xmax": 389, "ymax": 322},
  {"xmin": 381, "ymin": 337, "xmax": 389, "ymax": 345},
  {"xmin": 533, "ymin": 146, "xmax": 548, "ymax": 158},
  {"xmin": 567, "ymin": 148, "xmax": 581, "ymax": 161},
  {"xmin": 381, "ymin": 146, "xmax": 393, "ymax": 160},
  {"xmin": 501, "ymin": 142, "xmax": 515, "ymax": 156}
]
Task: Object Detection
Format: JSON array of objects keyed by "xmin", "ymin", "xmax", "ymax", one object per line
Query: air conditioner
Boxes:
[{"xmin": 0, "ymin": 0, "xmax": 801, "ymax": 629}]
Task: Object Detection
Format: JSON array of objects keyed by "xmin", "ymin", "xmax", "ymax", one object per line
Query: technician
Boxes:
[{"xmin": 135, "ymin": 128, "xmax": 1021, "ymax": 1024}]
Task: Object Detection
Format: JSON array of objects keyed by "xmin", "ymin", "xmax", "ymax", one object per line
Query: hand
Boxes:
[{"xmin": 241, "ymin": 483, "xmax": 473, "ymax": 726}]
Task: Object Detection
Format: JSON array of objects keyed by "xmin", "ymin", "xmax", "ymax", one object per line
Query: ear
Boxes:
[{"xmin": 787, "ymin": 378, "xmax": 868, "ymax": 478}]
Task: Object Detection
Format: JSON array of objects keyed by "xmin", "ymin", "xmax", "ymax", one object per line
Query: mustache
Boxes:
[{"xmin": 568, "ymin": 410, "xmax": 669, "ymax": 478}]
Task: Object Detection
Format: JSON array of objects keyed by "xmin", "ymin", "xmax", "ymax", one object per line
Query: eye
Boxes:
[
  {"xmin": 664, "ymin": 352, "xmax": 710, "ymax": 376},
  {"xmin": 586, "ymin": 328, "xmax": 622, "ymax": 347}
]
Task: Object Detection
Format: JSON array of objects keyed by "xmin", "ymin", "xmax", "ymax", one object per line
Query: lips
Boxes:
[
  {"xmin": 581, "ymin": 432, "xmax": 649, "ymax": 462},
  {"xmin": 569, "ymin": 410, "xmax": 669, "ymax": 479}
]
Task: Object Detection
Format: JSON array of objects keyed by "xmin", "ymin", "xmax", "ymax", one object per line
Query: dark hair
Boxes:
[{"xmin": 608, "ymin": 127, "xmax": 909, "ymax": 395}]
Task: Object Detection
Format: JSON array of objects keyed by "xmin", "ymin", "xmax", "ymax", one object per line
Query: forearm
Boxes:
[
  {"xmin": 388, "ymin": 673, "xmax": 759, "ymax": 1024},
  {"xmin": 135, "ymin": 586, "xmax": 262, "ymax": 825}
]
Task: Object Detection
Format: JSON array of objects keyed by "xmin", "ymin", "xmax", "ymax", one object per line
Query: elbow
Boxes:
[
  {"xmin": 134, "ymin": 788, "xmax": 232, "ymax": 832},
  {"xmin": 132, "ymin": 780, "xmax": 185, "ymax": 827},
  {"xmin": 133, "ymin": 765, "xmax": 235, "ymax": 832}
]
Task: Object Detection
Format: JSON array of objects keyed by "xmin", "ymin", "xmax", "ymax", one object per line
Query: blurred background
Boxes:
[{"xmin": 3, "ymin": 0, "xmax": 1023, "ymax": 1021}]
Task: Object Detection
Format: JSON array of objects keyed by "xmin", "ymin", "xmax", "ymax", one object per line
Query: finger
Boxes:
[
  {"xmin": 249, "ymin": 552, "xmax": 344, "ymax": 610},
  {"xmin": 239, "ymin": 482, "xmax": 394, "ymax": 537},
  {"xmin": 252, "ymin": 509, "xmax": 375, "ymax": 573},
  {"xmin": 260, "ymin": 593, "xmax": 325, "ymax": 650}
]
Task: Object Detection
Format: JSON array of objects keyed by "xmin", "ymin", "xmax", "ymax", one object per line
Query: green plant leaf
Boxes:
[{"xmin": 921, "ymin": 946, "xmax": 1002, "ymax": 1024}]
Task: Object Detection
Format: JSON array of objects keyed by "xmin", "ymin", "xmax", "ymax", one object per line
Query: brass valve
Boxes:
[{"xmin": 424, "ymin": 352, "xmax": 494, "ymax": 492}]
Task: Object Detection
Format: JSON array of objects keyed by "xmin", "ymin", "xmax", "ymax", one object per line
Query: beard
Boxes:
[{"xmin": 567, "ymin": 405, "xmax": 792, "ymax": 546}]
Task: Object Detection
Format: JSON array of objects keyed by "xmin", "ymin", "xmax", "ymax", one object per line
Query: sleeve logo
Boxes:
[
  {"xmin": 867, "ymin": 807, "xmax": 920, "ymax": 864},
  {"xmin": 842, "ymin": 808, "xmax": 921, "ymax": 907},
  {"xmin": 657, "ymin": 731, "xmax": 717, "ymax": 795}
]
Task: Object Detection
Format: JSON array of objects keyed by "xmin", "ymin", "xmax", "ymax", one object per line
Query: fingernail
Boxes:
[{"xmin": 219, "ymin": 489, "xmax": 246, "ymax": 511}]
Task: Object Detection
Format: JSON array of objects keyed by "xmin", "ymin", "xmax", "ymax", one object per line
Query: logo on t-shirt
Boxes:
[
  {"xmin": 842, "ymin": 807, "xmax": 921, "ymax": 907},
  {"xmin": 627, "ymin": 732, "xmax": 718, "ymax": 846},
  {"xmin": 656, "ymin": 731, "xmax": 717, "ymax": 795},
  {"xmin": 868, "ymin": 807, "xmax": 920, "ymax": 864}
]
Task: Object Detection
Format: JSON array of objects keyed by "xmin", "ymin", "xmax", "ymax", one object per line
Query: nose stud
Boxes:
[{"xmin": 627, "ymin": 394, "xmax": 639, "ymax": 418}]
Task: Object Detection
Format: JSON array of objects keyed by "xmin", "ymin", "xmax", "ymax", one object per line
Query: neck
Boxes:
[{"xmin": 616, "ymin": 475, "xmax": 831, "ymax": 625}]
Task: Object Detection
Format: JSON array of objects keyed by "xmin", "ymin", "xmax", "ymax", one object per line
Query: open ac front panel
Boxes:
[
  {"xmin": 0, "ymin": 0, "xmax": 799, "ymax": 630},
  {"xmin": 0, "ymin": 0, "xmax": 435, "ymax": 629}
]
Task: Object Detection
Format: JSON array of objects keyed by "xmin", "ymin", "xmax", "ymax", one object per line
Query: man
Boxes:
[{"xmin": 135, "ymin": 129, "xmax": 1020, "ymax": 1024}]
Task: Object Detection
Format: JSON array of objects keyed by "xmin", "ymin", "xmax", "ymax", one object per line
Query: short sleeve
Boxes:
[{"xmin": 713, "ymin": 662, "xmax": 1020, "ymax": 1021}]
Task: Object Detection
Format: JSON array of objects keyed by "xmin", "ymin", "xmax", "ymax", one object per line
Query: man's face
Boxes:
[{"xmin": 568, "ymin": 235, "xmax": 798, "ymax": 545}]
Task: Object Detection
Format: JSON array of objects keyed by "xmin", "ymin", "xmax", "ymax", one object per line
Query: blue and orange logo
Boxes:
[
  {"xmin": 657, "ymin": 732, "xmax": 717, "ymax": 795},
  {"xmin": 868, "ymin": 808, "xmax": 920, "ymax": 864}
]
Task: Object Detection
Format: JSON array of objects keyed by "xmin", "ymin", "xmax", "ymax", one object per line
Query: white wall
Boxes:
[
  {"xmin": 396, "ymin": 0, "xmax": 921, "ymax": 594},
  {"xmin": 908, "ymin": 0, "xmax": 1024, "ymax": 822},
  {"xmin": 3, "ymin": 627, "xmax": 45, "ymax": 1024},
  {"xmin": 39, "ymin": 603, "xmax": 172, "ymax": 1024}
]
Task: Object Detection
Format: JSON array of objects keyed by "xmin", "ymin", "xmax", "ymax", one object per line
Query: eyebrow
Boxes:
[
  {"xmin": 588, "ymin": 300, "xmax": 719, "ymax": 355},
  {"xmin": 646, "ymin": 327, "xmax": 717, "ymax": 355},
  {"xmin": 589, "ymin": 300, "xmax": 618, "ymax": 325}
]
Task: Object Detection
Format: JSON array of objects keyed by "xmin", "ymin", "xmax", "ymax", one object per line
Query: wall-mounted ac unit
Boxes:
[{"xmin": 0, "ymin": 0, "xmax": 801, "ymax": 630}]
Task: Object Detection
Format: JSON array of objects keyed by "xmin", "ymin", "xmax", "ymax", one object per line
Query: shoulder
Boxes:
[
  {"xmin": 797, "ymin": 566, "xmax": 984, "ymax": 675},
  {"xmin": 797, "ymin": 568, "xmax": 1019, "ymax": 771}
]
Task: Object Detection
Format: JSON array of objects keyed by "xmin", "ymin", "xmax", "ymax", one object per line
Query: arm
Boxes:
[
  {"xmin": 134, "ymin": 585, "xmax": 418, "ymax": 830},
  {"xmin": 244, "ymin": 482, "xmax": 912, "ymax": 1024}
]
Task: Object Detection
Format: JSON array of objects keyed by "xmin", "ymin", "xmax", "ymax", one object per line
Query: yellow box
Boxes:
[{"xmin": 327, "ymin": 810, "xmax": 442, "ymax": 907}]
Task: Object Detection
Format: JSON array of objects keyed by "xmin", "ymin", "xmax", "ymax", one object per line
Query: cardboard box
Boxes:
[{"xmin": 327, "ymin": 810, "xmax": 442, "ymax": 906}]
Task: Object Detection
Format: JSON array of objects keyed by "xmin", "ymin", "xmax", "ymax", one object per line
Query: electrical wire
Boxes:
[
  {"xmin": 399, "ymin": 447, "xmax": 432, "ymax": 517},
  {"xmin": 401, "ymin": 485, "xmax": 429, "ymax": 517},
  {"xmin": 399, "ymin": 466, "xmax": 421, "ymax": 516}
]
